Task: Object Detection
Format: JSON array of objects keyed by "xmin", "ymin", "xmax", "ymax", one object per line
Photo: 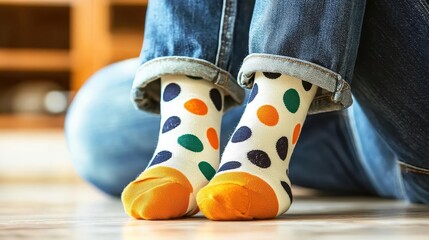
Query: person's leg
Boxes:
[
  {"xmin": 197, "ymin": 0, "xmax": 367, "ymax": 220},
  {"xmin": 120, "ymin": 0, "xmax": 255, "ymax": 219},
  {"xmin": 65, "ymin": 59, "xmax": 245, "ymax": 197},
  {"xmin": 66, "ymin": 59, "xmax": 155, "ymax": 197},
  {"xmin": 350, "ymin": 0, "xmax": 429, "ymax": 203}
]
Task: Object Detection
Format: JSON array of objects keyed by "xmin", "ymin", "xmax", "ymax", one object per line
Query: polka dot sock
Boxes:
[
  {"xmin": 197, "ymin": 72, "xmax": 317, "ymax": 220},
  {"xmin": 122, "ymin": 75, "xmax": 223, "ymax": 220}
]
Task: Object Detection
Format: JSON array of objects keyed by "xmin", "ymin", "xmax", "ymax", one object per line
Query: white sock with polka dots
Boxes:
[
  {"xmin": 197, "ymin": 72, "xmax": 317, "ymax": 220},
  {"xmin": 122, "ymin": 75, "xmax": 224, "ymax": 220}
]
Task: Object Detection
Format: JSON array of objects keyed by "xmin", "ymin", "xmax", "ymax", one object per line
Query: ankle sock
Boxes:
[
  {"xmin": 122, "ymin": 74, "xmax": 223, "ymax": 220},
  {"xmin": 197, "ymin": 72, "xmax": 317, "ymax": 220}
]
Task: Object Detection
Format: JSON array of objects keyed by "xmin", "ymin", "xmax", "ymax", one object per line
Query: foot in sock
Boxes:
[
  {"xmin": 197, "ymin": 72, "xmax": 317, "ymax": 220},
  {"xmin": 122, "ymin": 74, "xmax": 224, "ymax": 220}
]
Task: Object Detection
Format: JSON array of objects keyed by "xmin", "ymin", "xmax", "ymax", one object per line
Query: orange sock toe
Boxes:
[
  {"xmin": 121, "ymin": 166, "xmax": 193, "ymax": 220},
  {"xmin": 196, "ymin": 172, "xmax": 278, "ymax": 220}
]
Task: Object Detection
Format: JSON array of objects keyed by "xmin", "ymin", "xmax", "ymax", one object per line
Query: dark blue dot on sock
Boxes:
[
  {"xmin": 210, "ymin": 88, "xmax": 223, "ymax": 111},
  {"xmin": 231, "ymin": 126, "xmax": 252, "ymax": 143},
  {"xmin": 248, "ymin": 83, "xmax": 258, "ymax": 103},
  {"xmin": 302, "ymin": 80, "xmax": 313, "ymax": 91},
  {"xmin": 276, "ymin": 136, "xmax": 289, "ymax": 161},
  {"xmin": 263, "ymin": 72, "xmax": 281, "ymax": 79},
  {"xmin": 149, "ymin": 150, "xmax": 172, "ymax": 166},
  {"xmin": 163, "ymin": 83, "xmax": 181, "ymax": 102},
  {"xmin": 247, "ymin": 150, "xmax": 271, "ymax": 168},
  {"xmin": 218, "ymin": 161, "xmax": 241, "ymax": 172},
  {"xmin": 281, "ymin": 181, "xmax": 293, "ymax": 203},
  {"xmin": 162, "ymin": 116, "xmax": 181, "ymax": 133}
]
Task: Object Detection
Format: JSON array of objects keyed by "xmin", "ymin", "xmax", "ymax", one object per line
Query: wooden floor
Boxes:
[{"xmin": 1, "ymin": 183, "xmax": 428, "ymax": 240}]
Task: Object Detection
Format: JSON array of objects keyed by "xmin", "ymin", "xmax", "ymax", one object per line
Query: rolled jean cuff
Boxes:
[
  {"xmin": 131, "ymin": 56, "xmax": 245, "ymax": 114},
  {"xmin": 238, "ymin": 54, "xmax": 353, "ymax": 114}
]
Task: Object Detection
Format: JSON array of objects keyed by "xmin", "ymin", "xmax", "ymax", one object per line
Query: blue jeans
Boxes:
[
  {"xmin": 132, "ymin": 0, "xmax": 358, "ymax": 114},
  {"xmin": 66, "ymin": 0, "xmax": 429, "ymax": 202}
]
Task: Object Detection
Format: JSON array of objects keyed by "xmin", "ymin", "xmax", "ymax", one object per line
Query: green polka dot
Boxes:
[
  {"xmin": 283, "ymin": 89, "xmax": 300, "ymax": 113},
  {"xmin": 198, "ymin": 161, "xmax": 216, "ymax": 181},
  {"xmin": 178, "ymin": 134, "xmax": 204, "ymax": 152}
]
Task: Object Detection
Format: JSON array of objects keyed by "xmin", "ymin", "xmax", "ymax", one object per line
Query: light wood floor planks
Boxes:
[{"xmin": 1, "ymin": 183, "xmax": 428, "ymax": 240}]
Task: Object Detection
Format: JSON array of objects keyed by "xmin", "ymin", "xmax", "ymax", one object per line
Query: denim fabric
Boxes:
[
  {"xmin": 351, "ymin": 0, "xmax": 429, "ymax": 203},
  {"xmin": 132, "ymin": 0, "xmax": 254, "ymax": 113},
  {"xmin": 249, "ymin": 0, "xmax": 365, "ymax": 83},
  {"xmin": 347, "ymin": 97, "xmax": 405, "ymax": 199},
  {"xmin": 239, "ymin": 0, "xmax": 366, "ymax": 113},
  {"xmin": 132, "ymin": 0, "xmax": 363, "ymax": 114}
]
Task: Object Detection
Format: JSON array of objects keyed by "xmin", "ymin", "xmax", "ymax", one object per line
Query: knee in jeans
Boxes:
[
  {"xmin": 65, "ymin": 59, "xmax": 143, "ymax": 197},
  {"xmin": 66, "ymin": 107, "xmax": 131, "ymax": 197}
]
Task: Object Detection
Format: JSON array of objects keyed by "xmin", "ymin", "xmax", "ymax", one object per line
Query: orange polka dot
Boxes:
[
  {"xmin": 184, "ymin": 98, "xmax": 208, "ymax": 115},
  {"xmin": 207, "ymin": 128, "xmax": 219, "ymax": 150},
  {"xmin": 257, "ymin": 105, "xmax": 279, "ymax": 126},
  {"xmin": 292, "ymin": 123, "xmax": 301, "ymax": 144}
]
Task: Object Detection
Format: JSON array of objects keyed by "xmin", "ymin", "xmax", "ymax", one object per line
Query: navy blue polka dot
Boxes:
[
  {"xmin": 149, "ymin": 150, "xmax": 172, "ymax": 166},
  {"xmin": 162, "ymin": 116, "xmax": 181, "ymax": 133},
  {"xmin": 281, "ymin": 181, "xmax": 293, "ymax": 203},
  {"xmin": 263, "ymin": 72, "xmax": 281, "ymax": 79},
  {"xmin": 302, "ymin": 81, "xmax": 313, "ymax": 91},
  {"xmin": 231, "ymin": 126, "xmax": 252, "ymax": 143},
  {"xmin": 276, "ymin": 136, "xmax": 289, "ymax": 160},
  {"xmin": 247, "ymin": 150, "xmax": 271, "ymax": 168},
  {"xmin": 218, "ymin": 161, "xmax": 241, "ymax": 172},
  {"xmin": 210, "ymin": 88, "xmax": 223, "ymax": 111},
  {"xmin": 248, "ymin": 83, "xmax": 258, "ymax": 103},
  {"xmin": 163, "ymin": 83, "xmax": 181, "ymax": 102}
]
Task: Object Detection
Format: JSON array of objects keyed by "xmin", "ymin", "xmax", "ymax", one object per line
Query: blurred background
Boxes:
[{"xmin": 0, "ymin": 0, "xmax": 147, "ymax": 183}]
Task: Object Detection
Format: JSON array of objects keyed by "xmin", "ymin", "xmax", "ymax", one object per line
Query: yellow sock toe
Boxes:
[
  {"xmin": 196, "ymin": 172, "xmax": 278, "ymax": 220},
  {"xmin": 121, "ymin": 166, "xmax": 193, "ymax": 220}
]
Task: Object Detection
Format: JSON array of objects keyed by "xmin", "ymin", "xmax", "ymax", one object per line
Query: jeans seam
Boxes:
[
  {"xmin": 418, "ymin": 0, "xmax": 429, "ymax": 18},
  {"xmin": 134, "ymin": 57, "xmax": 236, "ymax": 90},
  {"xmin": 398, "ymin": 161, "xmax": 429, "ymax": 175},
  {"xmin": 136, "ymin": 56, "xmax": 224, "ymax": 73},
  {"xmin": 341, "ymin": 0, "xmax": 365, "ymax": 82},
  {"xmin": 242, "ymin": 54, "xmax": 342, "ymax": 81},
  {"xmin": 215, "ymin": 0, "xmax": 236, "ymax": 69}
]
